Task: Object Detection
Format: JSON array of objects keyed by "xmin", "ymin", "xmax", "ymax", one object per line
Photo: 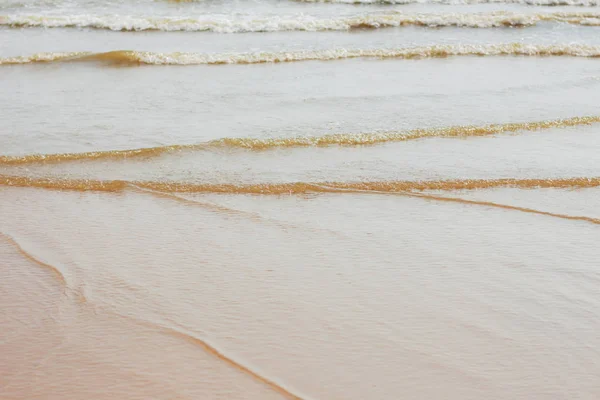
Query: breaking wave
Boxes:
[
  {"xmin": 2, "ymin": 43, "xmax": 600, "ymax": 66},
  {"xmin": 2, "ymin": 12, "xmax": 600, "ymax": 31},
  {"xmin": 0, "ymin": 116, "xmax": 597, "ymax": 165}
]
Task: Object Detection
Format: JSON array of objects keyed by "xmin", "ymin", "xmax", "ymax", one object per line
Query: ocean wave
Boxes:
[
  {"xmin": 1, "ymin": 175, "xmax": 599, "ymax": 194},
  {"xmin": 2, "ymin": 43, "xmax": 600, "ymax": 66},
  {"xmin": 1, "ymin": 12, "xmax": 600, "ymax": 31},
  {"xmin": 0, "ymin": 116, "xmax": 598, "ymax": 165}
]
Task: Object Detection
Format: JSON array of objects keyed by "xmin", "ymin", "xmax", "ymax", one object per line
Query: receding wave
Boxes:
[
  {"xmin": 399, "ymin": 192, "xmax": 600, "ymax": 225},
  {"xmin": 132, "ymin": 186, "xmax": 345, "ymax": 236},
  {"xmin": 2, "ymin": 174, "xmax": 598, "ymax": 225},
  {"xmin": 1, "ymin": 175, "xmax": 599, "ymax": 194},
  {"xmin": 2, "ymin": 12, "xmax": 600, "ymax": 31},
  {"xmin": 2, "ymin": 43, "xmax": 600, "ymax": 67},
  {"xmin": 296, "ymin": 0, "xmax": 600, "ymax": 5},
  {"xmin": 0, "ymin": 231, "xmax": 68, "ymax": 288},
  {"xmin": 0, "ymin": 116, "xmax": 598, "ymax": 165},
  {"xmin": 160, "ymin": 327, "xmax": 305, "ymax": 400},
  {"xmin": 91, "ymin": 306, "xmax": 305, "ymax": 400}
]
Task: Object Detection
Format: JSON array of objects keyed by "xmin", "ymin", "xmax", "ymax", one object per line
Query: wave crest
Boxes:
[
  {"xmin": 2, "ymin": 44, "xmax": 600, "ymax": 66},
  {"xmin": 1, "ymin": 12, "xmax": 600, "ymax": 32}
]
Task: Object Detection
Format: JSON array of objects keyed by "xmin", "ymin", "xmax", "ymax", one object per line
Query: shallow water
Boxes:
[{"xmin": 1, "ymin": 0, "xmax": 600, "ymax": 399}]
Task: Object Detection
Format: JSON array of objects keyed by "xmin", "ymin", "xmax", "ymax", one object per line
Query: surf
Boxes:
[
  {"xmin": 3, "ymin": 44, "xmax": 600, "ymax": 67},
  {"xmin": 2, "ymin": 12, "xmax": 600, "ymax": 32}
]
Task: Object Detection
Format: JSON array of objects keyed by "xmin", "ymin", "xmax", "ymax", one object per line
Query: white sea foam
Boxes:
[
  {"xmin": 1, "ymin": 12, "xmax": 600, "ymax": 32},
  {"xmin": 2, "ymin": 44, "xmax": 600, "ymax": 66}
]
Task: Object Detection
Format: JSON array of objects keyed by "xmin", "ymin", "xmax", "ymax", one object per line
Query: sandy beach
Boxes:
[{"xmin": 2, "ymin": 0, "xmax": 600, "ymax": 398}]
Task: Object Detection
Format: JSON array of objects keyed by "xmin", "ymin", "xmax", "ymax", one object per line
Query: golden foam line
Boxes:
[
  {"xmin": 2, "ymin": 175, "xmax": 600, "ymax": 194},
  {"xmin": 1, "ymin": 115, "xmax": 598, "ymax": 166},
  {"xmin": 0, "ymin": 175, "xmax": 129, "ymax": 192},
  {"xmin": 215, "ymin": 115, "xmax": 600, "ymax": 149},
  {"xmin": 0, "ymin": 231, "xmax": 68, "ymax": 288},
  {"xmin": 2, "ymin": 43, "xmax": 600, "ymax": 66},
  {"xmin": 0, "ymin": 144, "xmax": 196, "ymax": 165}
]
